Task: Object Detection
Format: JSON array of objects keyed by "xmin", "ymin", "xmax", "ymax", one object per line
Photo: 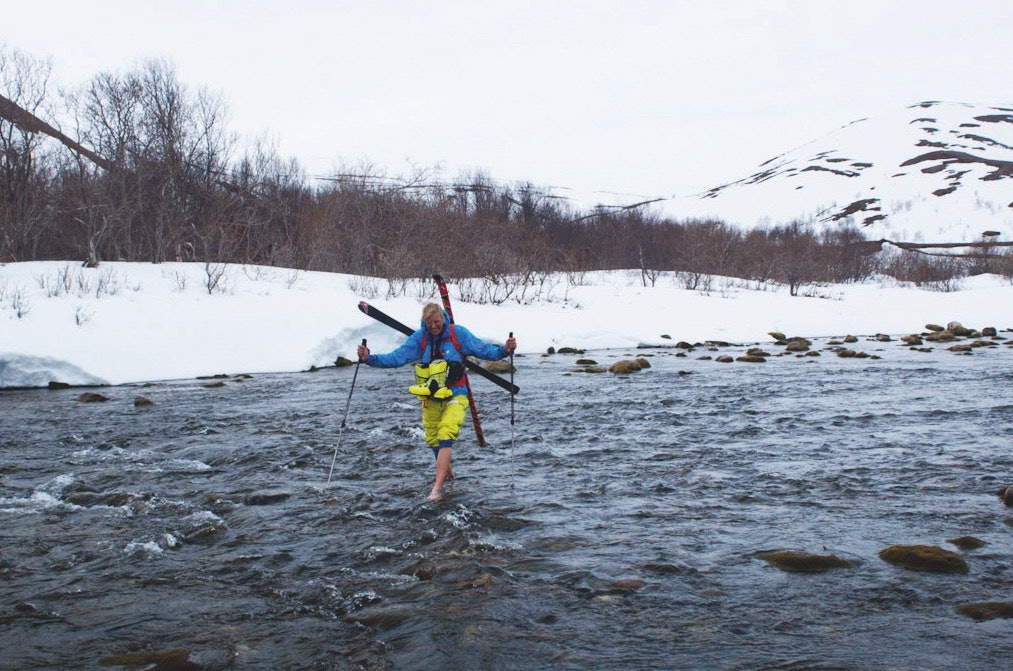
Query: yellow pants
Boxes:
[{"xmin": 421, "ymin": 396, "xmax": 469, "ymax": 447}]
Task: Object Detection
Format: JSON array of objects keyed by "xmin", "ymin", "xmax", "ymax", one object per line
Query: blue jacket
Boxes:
[{"xmin": 366, "ymin": 310, "xmax": 507, "ymax": 396}]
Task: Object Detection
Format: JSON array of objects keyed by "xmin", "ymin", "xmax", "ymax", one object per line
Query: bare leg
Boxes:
[{"xmin": 428, "ymin": 448, "xmax": 453, "ymax": 501}]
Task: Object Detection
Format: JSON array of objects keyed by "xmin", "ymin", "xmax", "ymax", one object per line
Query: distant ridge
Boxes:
[{"xmin": 678, "ymin": 101, "xmax": 1013, "ymax": 244}]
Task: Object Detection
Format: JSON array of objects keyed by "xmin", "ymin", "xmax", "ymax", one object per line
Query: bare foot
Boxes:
[{"xmin": 426, "ymin": 487, "xmax": 445, "ymax": 502}]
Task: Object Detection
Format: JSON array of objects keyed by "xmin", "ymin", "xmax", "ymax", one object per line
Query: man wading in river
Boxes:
[{"xmin": 357, "ymin": 303, "xmax": 517, "ymax": 501}]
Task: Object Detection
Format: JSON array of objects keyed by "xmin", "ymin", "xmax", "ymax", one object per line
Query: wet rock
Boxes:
[
  {"xmin": 784, "ymin": 338, "xmax": 811, "ymax": 352},
  {"xmin": 334, "ymin": 356, "xmax": 354, "ymax": 368},
  {"xmin": 9, "ymin": 601, "xmax": 65, "ymax": 623},
  {"xmin": 997, "ymin": 485, "xmax": 1013, "ymax": 506},
  {"xmin": 76, "ymin": 392, "xmax": 110, "ymax": 402},
  {"xmin": 643, "ymin": 561, "xmax": 698, "ymax": 575},
  {"xmin": 925, "ymin": 323, "xmax": 945, "ymax": 332},
  {"xmin": 947, "ymin": 536, "xmax": 986, "ymax": 551},
  {"xmin": 485, "ymin": 360, "xmax": 515, "ymax": 374},
  {"xmin": 982, "ymin": 326, "xmax": 998, "ymax": 337},
  {"xmin": 874, "ymin": 333, "xmax": 892, "ymax": 342},
  {"xmin": 843, "ymin": 335, "xmax": 859, "ymax": 343},
  {"xmin": 244, "ymin": 491, "xmax": 292, "ymax": 506},
  {"xmin": 99, "ymin": 648, "xmax": 201, "ymax": 670},
  {"xmin": 756, "ymin": 550, "xmax": 856, "ymax": 573},
  {"xmin": 344, "ymin": 603, "xmax": 416, "ymax": 629},
  {"xmin": 575, "ymin": 358, "xmax": 598, "ymax": 365},
  {"xmin": 877, "ymin": 544, "xmax": 969, "ymax": 574},
  {"xmin": 182, "ymin": 523, "xmax": 228, "ymax": 545},
  {"xmin": 900, "ymin": 334, "xmax": 924, "ymax": 346},
  {"xmin": 947, "ymin": 321, "xmax": 974, "ymax": 337},
  {"xmin": 470, "ymin": 573, "xmax": 495, "ymax": 588},
  {"xmin": 736, "ymin": 355, "xmax": 767, "ymax": 363},
  {"xmin": 836, "ymin": 348, "xmax": 870, "ymax": 359},
  {"xmin": 955, "ymin": 601, "xmax": 1013, "ymax": 621},
  {"xmin": 134, "ymin": 396, "xmax": 154, "ymax": 407},
  {"xmin": 202, "ymin": 380, "xmax": 226, "ymax": 388},
  {"xmin": 610, "ymin": 578, "xmax": 646, "ymax": 591},
  {"xmin": 609, "ymin": 358, "xmax": 651, "ymax": 374},
  {"xmin": 715, "ymin": 355, "xmax": 734, "ymax": 363},
  {"xmin": 64, "ymin": 491, "xmax": 134, "ymax": 507},
  {"xmin": 925, "ymin": 331, "xmax": 958, "ymax": 343},
  {"xmin": 47, "ymin": 381, "xmax": 71, "ymax": 389},
  {"xmin": 768, "ymin": 331, "xmax": 787, "ymax": 341}
]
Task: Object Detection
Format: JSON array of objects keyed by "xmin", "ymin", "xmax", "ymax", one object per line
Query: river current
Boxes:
[{"xmin": 2, "ymin": 337, "xmax": 1012, "ymax": 670}]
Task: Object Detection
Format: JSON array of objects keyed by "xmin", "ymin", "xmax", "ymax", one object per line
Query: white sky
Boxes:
[{"xmin": 4, "ymin": 1, "xmax": 1012, "ymax": 211}]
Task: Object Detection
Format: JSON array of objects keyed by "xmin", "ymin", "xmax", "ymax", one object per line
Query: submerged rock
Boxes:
[
  {"xmin": 947, "ymin": 536, "xmax": 986, "ymax": 551},
  {"xmin": 878, "ymin": 544, "xmax": 968, "ymax": 574},
  {"xmin": 99, "ymin": 648, "xmax": 200, "ymax": 670},
  {"xmin": 955, "ymin": 601, "xmax": 1013, "ymax": 621},
  {"xmin": 756, "ymin": 550, "xmax": 856, "ymax": 573},
  {"xmin": 76, "ymin": 392, "xmax": 110, "ymax": 402},
  {"xmin": 244, "ymin": 491, "xmax": 292, "ymax": 506}
]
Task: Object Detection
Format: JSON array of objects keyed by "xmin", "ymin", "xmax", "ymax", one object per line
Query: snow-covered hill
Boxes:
[{"xmin": 672, "ymin": 101, "xmax": 1013, "ymax": 244}]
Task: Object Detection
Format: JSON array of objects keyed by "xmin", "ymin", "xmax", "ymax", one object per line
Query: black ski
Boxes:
[{"xmin": 358, "ymin": 301, "xmax": 520, "ymax": 395}]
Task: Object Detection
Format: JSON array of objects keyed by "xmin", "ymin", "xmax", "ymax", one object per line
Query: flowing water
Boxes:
[{"xmin": 2, "ymin": 338, "xmax": 1012, "ymax": 670}]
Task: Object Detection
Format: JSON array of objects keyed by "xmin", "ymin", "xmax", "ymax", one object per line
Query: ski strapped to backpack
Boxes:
[{"xmin": 432, "ymin": 274, "xmax": 485, "ymax": 445}]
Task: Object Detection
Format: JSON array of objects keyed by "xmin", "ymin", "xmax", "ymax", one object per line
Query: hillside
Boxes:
[{"xmin": 672, "ymin": 101, "xmax": 1013, "ymax": 244}]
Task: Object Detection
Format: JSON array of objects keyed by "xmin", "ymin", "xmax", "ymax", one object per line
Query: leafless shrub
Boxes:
[
  {"xmin": 94, "ymin": 267, "xmax": 121, "ymax": 297},
  {"xmin": 164, "ymin": 268, "xmax": 188, "ymax": 292},
  {"xmin": 348, "ymin": 275, "xmax": 380, "ymax": 299},
  {"xmin": 204, "ymin": 262, "xmax": 229, "ymax": 294},
  {"xmin": 8, "ymin": 284, "xmax": 31, "ymax": 318},
  {"xmin": 75, "ymin": 271, "xmax": 93, "ymax": 297},
  {"xmin": 74, "ymin": 304, "xmax": 93, "ymax": 326}
]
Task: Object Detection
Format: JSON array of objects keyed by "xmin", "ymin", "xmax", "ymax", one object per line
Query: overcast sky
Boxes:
[{"xmin": 5, "ymin": 1, "xmax": 1011, "ymax": 212}]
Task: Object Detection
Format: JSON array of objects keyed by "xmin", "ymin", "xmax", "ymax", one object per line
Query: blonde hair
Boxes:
[{"xmin": 421, "ymin": 302, "xmax": 442, "ymax": 320}]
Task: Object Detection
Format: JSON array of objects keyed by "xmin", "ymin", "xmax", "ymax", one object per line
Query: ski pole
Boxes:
[
  {"xmin": 509, "ymin": 331, "xmax": 515, "ymax": 488},
  {"xmin": 327, "ymin": 338, "xmax": 366, "ymax": 487}
]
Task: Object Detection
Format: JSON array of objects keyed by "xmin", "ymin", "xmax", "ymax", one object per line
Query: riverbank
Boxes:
[{"xmin": 1, "ymin": 261, "xmax": 1011, "ymax": 388}]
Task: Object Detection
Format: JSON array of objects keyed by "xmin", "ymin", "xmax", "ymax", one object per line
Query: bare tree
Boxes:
[{"xmin": 0, "ymin": 45, "xmax": 55, "ymax": 261}]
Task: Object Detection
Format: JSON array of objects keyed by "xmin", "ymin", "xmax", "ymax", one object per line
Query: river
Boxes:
[{"xmin": 2, "ymin": 337, "xmax": 1012, "ymax": 670}]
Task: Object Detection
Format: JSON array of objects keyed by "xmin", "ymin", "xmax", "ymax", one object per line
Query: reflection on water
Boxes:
[{"xmin": 2, "ymin": 338, "xmax": 1012, "ymax": 670}]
